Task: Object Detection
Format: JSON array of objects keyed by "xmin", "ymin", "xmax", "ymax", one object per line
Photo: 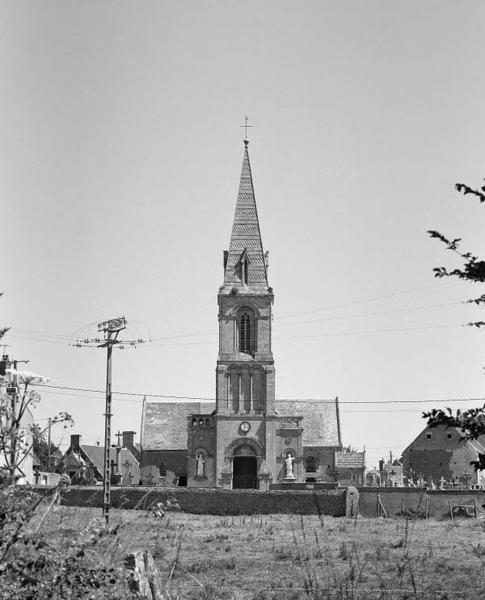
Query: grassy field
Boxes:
[{"xmin": 32, "ymin": 505, "xmax": 485, "ymax": 599}]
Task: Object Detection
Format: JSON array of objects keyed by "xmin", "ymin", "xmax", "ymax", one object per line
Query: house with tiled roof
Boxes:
[
  {"xmin": 64, "ymin": 433, "xmax": 140, "ymax": 486},
  {"xmin": 334, "ymin": 449, "xmax": 366, "ymax": 486},
  {"xmin": 140, "ymin": 137, "xmax": 347, "ymax": 489},
  {"xmin": 401, "ymin": 424, "xmax": 485, "ymax": 488}
]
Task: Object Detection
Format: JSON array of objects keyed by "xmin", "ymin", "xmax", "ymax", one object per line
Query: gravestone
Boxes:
[{"xmin": 345, "ymin": 486, "xmax": 359, "ymax": 518}]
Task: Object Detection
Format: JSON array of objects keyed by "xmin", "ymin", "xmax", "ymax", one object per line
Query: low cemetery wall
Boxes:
[
  {"xmin": 57, "ymin": 485, "xmax": 348, "ymax": 516},
  {"xmin": 35, "ymin": 485, "xmax": 485, "ymax": 519},
  {"xmin": 357, "ymin": 487, "xmax": 485, "ymax": 519}
]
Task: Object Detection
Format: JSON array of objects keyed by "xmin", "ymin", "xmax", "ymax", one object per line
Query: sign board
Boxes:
[{"xmin": 97, "ymin": 317, "xmax": 126, "ymax": 333}]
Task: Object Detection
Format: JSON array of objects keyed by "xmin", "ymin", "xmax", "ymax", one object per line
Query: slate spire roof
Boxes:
[{"xmin": 222, "ymin": 140, "xmax": 269, "ymax": 292}]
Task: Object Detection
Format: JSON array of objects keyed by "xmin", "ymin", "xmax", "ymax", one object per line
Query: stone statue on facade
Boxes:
[
  {"xmin": 284, "ymin": 452, "xmax": 295, "ymax": 480},
  {"xmin": 196, "ymin": 453, "xmax": 205, "ymax": 477}
]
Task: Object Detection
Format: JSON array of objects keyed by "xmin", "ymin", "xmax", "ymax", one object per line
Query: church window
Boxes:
[
  {"xmin": 306, "ymin": 456, "xmax": 317, "ymax": 472},
  {"xmin": 238, "ymin": 308, "xmax": 255, "ymax": 354},
  {"xmin": 159, "ymin": 463, "xmax": 167, "ymax": 476}
]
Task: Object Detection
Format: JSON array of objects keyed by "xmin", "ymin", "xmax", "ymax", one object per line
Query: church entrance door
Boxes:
[{"xmin": 232, "ymin": 456, "xmax": 258, "ymax": 489}]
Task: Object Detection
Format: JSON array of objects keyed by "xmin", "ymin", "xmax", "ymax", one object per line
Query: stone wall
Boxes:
[
  {"xmin": 58, "ymin": 486, "xmax": 347, "ymax": 516},
  {"xmin": 358, "ymin": 487, "xmax": 485, "ymax": 519},
  {"xmin": 140, "ymin": 449, "xmax": 187, "ymax": 486},
  {"xmin": 302, "ymin": 446, "xmax": 337, "ymax": 483},
  {"xmin": 45, "ymin": 485, "xmax": 485, "ymax": 520}
]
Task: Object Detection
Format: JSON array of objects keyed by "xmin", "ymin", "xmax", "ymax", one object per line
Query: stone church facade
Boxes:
[{"xmin": 141, "ymin": 139, "xmax": 343, "ymax": 489}]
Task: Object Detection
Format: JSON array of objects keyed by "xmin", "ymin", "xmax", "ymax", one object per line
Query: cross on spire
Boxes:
[{"xmin": 240, "ymin": 115, "xmax": 253, "ymax": 143}]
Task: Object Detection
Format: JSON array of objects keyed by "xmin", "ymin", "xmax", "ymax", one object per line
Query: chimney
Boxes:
[
  {"xmin": 122, "ymin": 430, "xmax": 140, "ymax": 461},
  {"xmin": 70, "ymin": 434, "xmax": 81, "ymax": 450},
  {"xmin": 379, "ymin": 458, "xmax": 384, "ymax": 472},
  {"xmin": 122, "ymin": 431, "xmax": 136, "ymax": 449}
]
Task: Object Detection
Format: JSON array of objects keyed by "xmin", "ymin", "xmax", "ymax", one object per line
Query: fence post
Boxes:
[
  {"xmin": 125, "ymin": 550, "xmax": 162, "ymax": 600},
  {"xmin": 376, "ymin": 494, "xmax": 387, "ymax": 518}
]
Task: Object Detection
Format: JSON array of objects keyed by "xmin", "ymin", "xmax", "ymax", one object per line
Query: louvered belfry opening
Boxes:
[{"xmin": 239, "ymin": 309, "xmax": 254, "ymax": 354}]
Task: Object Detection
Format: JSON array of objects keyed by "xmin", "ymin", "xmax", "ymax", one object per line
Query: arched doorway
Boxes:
[{"xmin": 232, "ymin": 444, "xmax": 258, "ymax": 489}]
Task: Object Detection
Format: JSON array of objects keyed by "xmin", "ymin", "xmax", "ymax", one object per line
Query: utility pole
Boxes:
[
  {"xmin": 71, "ymin": 315, "xmax": 147, "ymax": 524},
  {"xmin": 47, "ymin": 417, "xmax": 52, "ymax": 472},
  {"xmin": 5, "ymin": 356, "xmax": 29, "ymax": 482},
  {"xmin": 98, "ymin": 317, "xmax": 126, "ymax": 524}
]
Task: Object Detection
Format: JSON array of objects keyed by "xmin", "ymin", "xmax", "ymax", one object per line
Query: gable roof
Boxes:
[
  {"xmin": 276, "ymin": 398, "xmax": 341, "ymax": 447},
  {"xmin": 141, "ymin": 398, "xmax": 341, "ymax": 450},
  {"xmin": 81, "ymin": 445, "xmax": 139, "ymax": 472},
  {"xmin": 402, "ymin": 424, "xmax": 482, "ymax": 455},
  {"xmin": 66, "ymin": 444, "xmax": 140, "ymax": 481}
]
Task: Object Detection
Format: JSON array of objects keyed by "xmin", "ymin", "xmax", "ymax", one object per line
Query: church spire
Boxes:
[{"xmin": 223, "ymin": 139, "xmax": 269, "ymax": 292}]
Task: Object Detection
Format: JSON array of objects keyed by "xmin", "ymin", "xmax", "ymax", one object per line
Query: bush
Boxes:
[{"xmin": 0, "ymin": 484, "xmax": 134, "ymax": 599}]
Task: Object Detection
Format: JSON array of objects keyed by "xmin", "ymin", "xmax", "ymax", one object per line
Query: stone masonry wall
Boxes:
[
  {"xmin": 358, "ymin": 487, "xmax": 485, "ymax": 519},
  {"xmin": 58, "ymin": 486, "xmax": 346, "ymax": 516},
  {"xmin": 41, "ymin": 485, "xmax": 485, "ymax": 520}
]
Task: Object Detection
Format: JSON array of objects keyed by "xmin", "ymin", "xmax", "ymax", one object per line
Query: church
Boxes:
[{"xmin": 140, "ymin": 137, "xmax": 354, "ymax": 489}]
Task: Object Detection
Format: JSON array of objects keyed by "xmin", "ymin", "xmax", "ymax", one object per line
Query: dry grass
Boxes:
[{"xmin": 32, "ymin": 505, "xmax": 485, "ymax": 599}]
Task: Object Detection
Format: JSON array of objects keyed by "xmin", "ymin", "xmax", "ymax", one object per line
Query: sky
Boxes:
[{"xmin": 2, "ymin": 1, "xmax": 485, "ymax": 466}]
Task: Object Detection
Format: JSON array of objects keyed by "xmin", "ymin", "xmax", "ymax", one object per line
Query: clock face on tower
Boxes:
[{"xmin": 240, "ymin": 422, "xmax": 251, "ymax": 433}]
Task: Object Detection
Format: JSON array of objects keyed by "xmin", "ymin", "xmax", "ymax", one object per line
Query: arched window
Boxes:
[
  {"xmin": 305, "ymin": 456, "xmax": 316, "ymax": 473},
  {"xmin": 159, "ymin": 463, "xmax": 166, "ymax": 476},
  {"xmin": 238, "ymin": 308, "xmax": 255, "ymax": 354}
]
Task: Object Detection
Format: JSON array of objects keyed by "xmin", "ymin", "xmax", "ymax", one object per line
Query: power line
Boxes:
[
  {"xmin": 37, "ymin": 388, "xmax": 142, "ymax": 404},
  {"xmin": 275, "ymin": 281, "xmax": 460, "ymax": 320},
  {"xmin": 8, "ymin": 319, "xmax": 467, "ymax": 348},
  {"xmin": 33, "ymin": 384, "xmax": 485, "ymax": 405},
  {"xmin": 132, "ymin": 322, "xmax": 466, "ymax": 348},
  {"xmin": 10, "ymin": 327, "xmax": 70, "ymax": 340},
  {"xmin": 37, "ymin": 390, "xmax": 484, "ymax": 412},
  {"xmin": 6, "ymin": 334, "xmax": 71, "ymax": 346},
  {"xmin": 6, "ymin": 282, "xmax": 461, "ymax": 347},
  {"xmin": 275, "ymin": 323, "xmax": 463, "ymax": 340},
  {"xmin": 276, "ymin": 300, "xmax": 463, "ymax": 329}
]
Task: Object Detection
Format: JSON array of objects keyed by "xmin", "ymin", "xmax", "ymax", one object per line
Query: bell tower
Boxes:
[
  {"xmin": 215, "ymin": 137, "xmax": 277, "ymax": 489},
  {"xmin": 216, "ymin": 138, "xmax": 275, "ymax": 416}
]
